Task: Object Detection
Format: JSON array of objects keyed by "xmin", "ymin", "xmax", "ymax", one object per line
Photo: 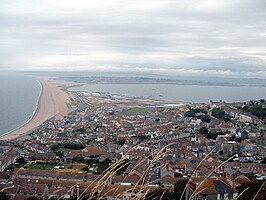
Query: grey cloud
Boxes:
[{"xmin": 0, "ymin": 0, "xmax": 266, "ymax": 77}]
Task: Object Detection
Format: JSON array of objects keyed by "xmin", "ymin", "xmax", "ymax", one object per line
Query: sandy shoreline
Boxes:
[{"xmin": 0, "ymin": 78, "xmax": 70, "ymax": 141}]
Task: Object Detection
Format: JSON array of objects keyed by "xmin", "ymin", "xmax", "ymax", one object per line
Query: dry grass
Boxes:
[
  {"xmin": 188, "ymin": 154, "xmax": 236, "ymax": 200},
  {"xmin": 252, "ymin": 180, "xmax": 265, "ymax": 200},
  {"xmin": 76, "ymin": 142, "xmax": 176, "ymax": 200},
  {"xmin": 44, "ymin": 143, "xmax": 244, "ymax": 200}
]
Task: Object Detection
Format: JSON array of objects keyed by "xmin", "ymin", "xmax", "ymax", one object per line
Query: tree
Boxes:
[
  {"xmin": 235, "ymin": 137, "xmax": 243, "ymax": 143},
  {"xmin": 197, "ymin": 115, "xmax": 211, "ymax": 123},
  {"xmin": 73, "ymin": 156, "xmax": 86, "ymax": 163},
  {"xmin": 207, "ymin": 132, "xmax": 224, "ymax": 140},
  {"xmin": 16, "ymin": 157, "xmax": 27, "ymax": 165},
  {"xmin": 82, "ymin": 166, "xmax": 89, "ymax": 172},
  {"xmin": 174, "ymin": 180, "xmax": 188, "ymax": 200},
  {"xmin": 199, "ymin": 127, "xmax": 208, "ymax": 135},
  {"xmin": 184, "ymin": 108, "xmax": 207, "ymax": 118},
  {"xmin": 259, "ymin": 99, "xmax": 265, "ymax": 104},
  {"xmin": 224, "ymin": 117, "xmax": 231, "ymax": 122},
  {"xmin": 96, "ymin": 158, "xmax": 111, "ymax": 174},
  {"xmin": 237, "ymin": 100, "xmax": 266, "ymax": 120},
  {"xmin": 184, "ymin": 110, "xmax": 195, "ymax": 117},
  {"xmin": 236, "ymin": 180, "xmax": 266, "ymax": 200},
  {"xmin": 0, "ymin": 192, "xmax": 11, "ymax": 200},
  {"xmin": 261, "ymin": 157, "xmax": 266, "ymax": 164},
  {"xmin": 50, "ymin": 144, "xmax": 59, "ymax": 151},
  {"xmin": 62, "ymin": 142, "xmax": 85, "ymax": 150},
  {"xmin": 229, "ymin": 135, "xmax": 235, "ymax": 141},
  {"xmin": 211, "ymin": 108, "xmax": 227, "ymax": 119},
  {"xmin": 114, "ymin": 159, "xmax": 130, "ymax": 175},
  {"xmin": 117, "ymin": 139, "xmax": 125, "ymax": 146}
]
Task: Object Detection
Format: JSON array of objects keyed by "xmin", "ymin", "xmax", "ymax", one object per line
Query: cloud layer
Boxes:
[{"xmin": 1, "ymin": 0, "xmax": 266, "ymax": 77}]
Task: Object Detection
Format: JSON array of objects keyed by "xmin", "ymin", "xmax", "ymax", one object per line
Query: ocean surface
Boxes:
[
  {"xmin": 69, "ymin": 84, "xmax": 266, "ymax": 103},
  {"xmin": 1, "ymin": 72, "xmax": 266, "ymax": 135},
  {"xmin": 0, "ymin": 73, "xmax": 40, "ymax": 135}
]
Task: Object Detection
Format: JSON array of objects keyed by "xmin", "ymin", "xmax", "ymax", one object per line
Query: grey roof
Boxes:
[{"xmin": 214, "ymin": 180, "xmax": 237, "ymax": 194}]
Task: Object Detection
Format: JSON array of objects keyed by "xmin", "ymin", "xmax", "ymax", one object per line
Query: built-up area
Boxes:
[{"xmin": 1, "ymin": 92, "xmax": 266, "ymax": 200}]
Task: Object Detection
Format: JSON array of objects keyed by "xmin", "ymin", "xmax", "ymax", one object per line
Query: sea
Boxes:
[
  {"xmin": 1, "ymin": 72, "xmax": 266, "ymax": 136},
  {"xmin": 69, "ymin": 83, "xmax": 266, "ymax": 103},
  {"xmin": 0, "ymin": 72, "xmax": 41, "ymax": 135}
]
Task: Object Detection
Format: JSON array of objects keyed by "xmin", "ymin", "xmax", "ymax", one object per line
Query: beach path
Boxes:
[{"xmin": 0, "ymin": 79, "xmax": 70, "ymax": 141}]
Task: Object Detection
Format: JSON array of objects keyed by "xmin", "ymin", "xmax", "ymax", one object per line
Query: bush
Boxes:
[
  {"xmin": 50, "ymin": 144, "xmax": 59, "ymax": 151},
  {"xmin": 211, "ymin": 108, "xmax": 230, "ymax": 120},
  {"xmin": 114, "ymin": 159, "xmax": 130, "ymax": 175},
  {"xmin": 62, "ymin": 142, "xmax": 85, "ymax": 150},
  {"xmin": 236, "ymin": 180, "xmax": 266, "ymax": 200},
  {"xmin": 0, "ymin": 191, "xmax": 11, "ymax": 200},
  {"xmin": 197, "ymin": 115, "xmax": 211, "ymax": 123},
  {"xmin": 199, "ymin": 127, "xmax": 208, "ymax": 135},
  {"xmin": 184, "ymin": 108, "xmax": 207, "ymax": 118},
  {"xmin": 207, "ymin": 132, "xmax": 224, "ymax": 140},
  {"xmin": 16, "ymin": 157, "xmax": 27, "ymax": 165}
]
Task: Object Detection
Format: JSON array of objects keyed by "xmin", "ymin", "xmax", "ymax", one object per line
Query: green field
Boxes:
[
  {"xmin": 57, "ymin": 147, "xmax": 72, "ymax": 152},
  {"xmin": 27, "ymin": 162, "xmax": 57, "ymax": 170}
]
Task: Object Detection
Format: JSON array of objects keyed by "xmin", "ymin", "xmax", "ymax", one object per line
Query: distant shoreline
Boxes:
[{"xmin": 0, "ymin": 78, "xmax": 70, "ymax": 141}]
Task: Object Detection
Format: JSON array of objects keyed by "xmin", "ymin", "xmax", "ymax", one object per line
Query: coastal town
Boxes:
[
  {"xmin": 2, "ymin": 0, "xmax": 266, "ymax": 199},
  {"xmin": 0, "ymin": 82, "xmax": 266, "ymax": 200}
]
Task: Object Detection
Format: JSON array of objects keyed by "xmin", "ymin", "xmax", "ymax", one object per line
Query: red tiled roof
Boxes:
[{"xmin": 193, "ymin": 178, "xmax": 237, "ymax": 196}]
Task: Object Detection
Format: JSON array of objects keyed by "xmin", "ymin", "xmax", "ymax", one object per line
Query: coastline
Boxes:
[
  {"xmin": 0, "ymin": 79, "xmax": 43, "ymax": 138},
  {"xmin": 24, "ymin": 79, "xmax": 43, "ymax": 127},
  {"xmin": 0, "ymin": 78, "xmax": 70, "ymax": 141}
]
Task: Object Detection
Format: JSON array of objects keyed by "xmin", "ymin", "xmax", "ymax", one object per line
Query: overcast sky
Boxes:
[{"xmin": 1, "ymin": 0, "xmax": 266, "ymax": 77}]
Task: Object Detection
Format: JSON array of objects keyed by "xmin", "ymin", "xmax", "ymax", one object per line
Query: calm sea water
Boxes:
[
  {"xmin": 1, "ymin": 73, "xmax": 265, "ymax": 135},
  {"xmin": 0, "ymin": 73, "xmax": 40, "ymax": 135},
  {"xmin": 69, "ymin": 84, "xmax": 266, "ymax": 103}
]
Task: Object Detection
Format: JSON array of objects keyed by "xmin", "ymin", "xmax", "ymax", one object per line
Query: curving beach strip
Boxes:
[{"xmin": 0, "ymin": 78, "xmax": 70, "ymax": 141}]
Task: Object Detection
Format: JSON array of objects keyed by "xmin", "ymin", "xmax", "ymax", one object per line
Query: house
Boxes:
[
  {"xmin": 0, "ymin": 171, "xmax": 12, "ymax": 183},
  {"xmin": 186, "ymin": 178, "xmax": 238, "ymax": 200},
  {"xmin": 82, "ymin": 146, "xmax": 106, "ymax": 158},
  {"xmin": 57, "ymin": 172, "xmax": 84, "ymax": 181},
  {"xmin": 15, "ymin": 168, "xmax": 58, "ymax": 180},
  {"xmin": 18, "ymin": 183, "xmax": 49, "ymax": 197},
  {"xmin": 162, "ymin": 177, "xmax": 188, "ymax": 189},
  {"xmin": 160, "ymin": 165, "xmax": 174, "ymax": 179},
  {"xmin": 0, "ymin": 183, "xmax": 20, "ymax": 198},
  {"xmin": 52, "ymin": 180, "xmax": 79, "ymax": 189},
  {"xmin": 28, "ymin": 152, "xmax": 57, "ymax": 161},
  {"xmin": 237, "ymin": 130, "xmax": 248, "ymax": 140},
  {"xmin": 113, "ymin": 175, "xmax": 139, "ymax": 185},
  {"xmin": 65, "ymin": 146, "xmax": 106, "ymax": 160},
  {"xmin": 49, "ymin": 187, "xmax": 72, "ymax": 199},
  {"xmin": 0, "ymin": 146, "xmax": 18, "ymax": 171},
  {"xmin": 240, "ymin": 144, "xmax": 260, "ymax": 156},
  {"xmin": 86, "ymin": 174, "xmax": 107, "ymax": 183},
  {"xmin": 1, "ymin": 182, "xmax": 49, "ymax": 199},
  {"xmin": 222, "ymin": 141, "xmax": 237, "ymax": 157},
  {"xmin": 223, "ymin": 167, "xmax": 250, "ymax": 187},
  {"xmin": 14, "ymin": 177, "xmax": 53, "ymax": 188},
  {"xmin": 124, "ymin": 159, "xmax": 147, "ymax": 182}
]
